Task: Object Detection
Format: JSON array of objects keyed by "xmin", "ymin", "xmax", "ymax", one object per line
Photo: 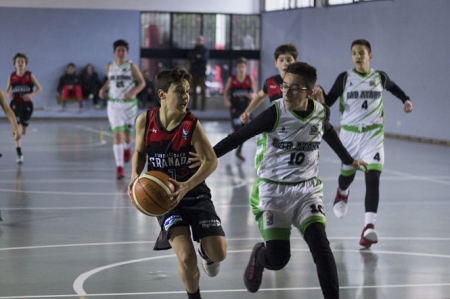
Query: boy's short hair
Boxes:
[
  {"xmin": 13, "ymin": 53, "xmax": 28, "ymax": 65},
  {"xmin": 155, "ymin": 67, "xmax": 192, "ymax": 94},
  {"xmin": 67, "ymin": 62, "xmax": 75, "ymax": 68},
  {"xmin": 113, "ymin": 39, "xmax": 129, "ymax": 52},
  {"xmin": 235, "ymin": 57, "xmax": 247, "ymax": 66},
  {"xmin": 351, "ymin": 39, "xmax": 372, "ymax": 54},
  {"xmin": 285, "ymin": 62, "xmax": 317, "ymax": 89},
  {"xmin": 274, "ymin": 44, "xmax": 298, "ymax": 60}
]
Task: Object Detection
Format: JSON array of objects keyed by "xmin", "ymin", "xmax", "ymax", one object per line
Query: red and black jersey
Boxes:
[
  {"xmin": 145, "ymin": 108, "xmax": 210, "ymax": 198},
  {"xmin": 262, "ymin": 74, "xmax": 283, "ymax": 102},
  {"xmin": 229, "ymin": 75, "xmax": 252, "ymax": 111},
  {"xmin": 9, "ymin": 71, "xmax": 34, "ymax": 101}
]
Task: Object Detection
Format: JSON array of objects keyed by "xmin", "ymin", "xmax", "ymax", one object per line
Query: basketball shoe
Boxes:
[
  {"xmin": 243, "ymin": 242, "xmax": 265, "ymax": 293},
  {"xmin": 16, "ymin": 155, "xmax": 24, "ymax": 165},
  {"xmin": 333, "ymin": 188, "xmax": 349, "ymax": 218},
  {"xmin": 124, "ymin": 148, "xmax": 131, "ymax": 163},
  {"xmin": 360, "ymin": 224, "xmax": 378, "ymax": 248},
  {"xmin": 198, "ymin": 243, "xmax": 220, "ymax": 277},
  {"xmin": 116, "ymin": 166, "xmax": 125, "ymax": 180}
]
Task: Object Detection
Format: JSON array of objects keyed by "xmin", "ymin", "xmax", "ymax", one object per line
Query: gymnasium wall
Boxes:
[
  {"xmin": 261, "ymin": 0, "xmax": 450, "ymax": 141},
  {"xmin": 0, "ymin": 7, "xmax": 140, "ymax": 107}
]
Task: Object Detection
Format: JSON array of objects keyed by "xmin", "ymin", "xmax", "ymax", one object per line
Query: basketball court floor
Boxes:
[{"xmin": 1, "ymin": 118, "xmax": 450, "ymax": 299}]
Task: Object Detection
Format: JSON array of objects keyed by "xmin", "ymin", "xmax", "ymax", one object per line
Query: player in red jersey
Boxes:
[
  {"xmin": 223, "ymin": 57, "xmax": 256, "ymax": 161},
  {"xmin": 6, "ymin": 53, "xmax": 42, "ymax": 164},
  {"xmin": 128, "ymin": 67, "xmax": 226, "ymax": 299},
  {"xmin": 240, "ymin": 44, "xmax": 298, "ymax": 124}
]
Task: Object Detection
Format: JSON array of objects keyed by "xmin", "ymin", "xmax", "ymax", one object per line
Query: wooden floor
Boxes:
[{"xmin": 1, "ymin": 118, "xmax": 450, "ymax": 299}]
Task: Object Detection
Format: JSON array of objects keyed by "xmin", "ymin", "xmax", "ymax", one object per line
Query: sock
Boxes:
[
  {"xmin": 338, "ymin": 187, "xmax": 349, "ymax": 196},
  {"xmin": 16, "ymin": 147, "xmax": 22, "ymax": 156},
  {"xmin": 365, "ymin": 212, "xmax": 377, "ymax": 226},
  {"xmin": 113, "ymin": 144, "xmax": 124, "ymax": 167},
  {"xmin": 186, "ymin": 288, "xmax": 201, "ymax": 299},
  {"xmin": 123, "ymin": 142, "xmax": 131, "ymax": 150}
]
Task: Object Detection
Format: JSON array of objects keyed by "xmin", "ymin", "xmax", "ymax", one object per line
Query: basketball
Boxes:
[{"xmin": 131, "ymin": 171, "xmax": 175, "ymax": 217}]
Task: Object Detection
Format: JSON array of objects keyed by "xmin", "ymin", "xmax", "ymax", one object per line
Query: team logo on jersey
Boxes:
[
  {"xmin": 309, "ymin": 124, "xmax": 321, "ymax": 135},
  {"xmin": 151, "ymin": 128, "xmax": 157, "ymax": 133},
  {"xmin": 269, "ymin": 84, "xmax": 278, "ymax": 89},
  {"xmin": 182, "ymin": 128, "xmax": 189, "ymax": 140},
  {"xmin": 370, "ymin": 80, "xmax": 375, "ymax": 86},
  {"xmin": 164, "ymin": 214, "xmax": 182, "ymax": 231},
  {"xmin": 349, "ymin": 82, "xmax": 353, "ymax": 86},
  {"xmin": 265, "ymin": 211, "xmax": 274, "ymax": 227},
  {"xmin": 278, "ymin": 127, "xmax": 287, "ymax": 136},
  {"xmin": 122, "ymin": 67, "xmax": 129, "ymax": 73}
]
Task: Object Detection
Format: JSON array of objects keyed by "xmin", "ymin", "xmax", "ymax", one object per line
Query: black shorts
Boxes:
[
  {"xmin": 153, "ymin": 194, "xmax": 225, "ymax": 251},
  {"xmin": 10, "ymin": 100, "xmax": 33, "ymax": 126}
]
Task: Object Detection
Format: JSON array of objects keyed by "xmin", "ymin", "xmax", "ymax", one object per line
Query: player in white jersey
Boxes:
[
  {"xmin": 214, "ymin": 62, "xmax": 367, "ymax": 298},
  {"xmin": 99, "ymin": 39, "xmax": 145, "ymax": 180},
  {"xmin": 318, "ymin": 39, "xmax": 413, "ymax": 248}
]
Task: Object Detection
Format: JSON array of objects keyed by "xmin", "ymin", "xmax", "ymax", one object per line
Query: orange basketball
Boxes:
[{"xmin": 131, "ymin": 171, "xmax": 175, "ymax": 217}]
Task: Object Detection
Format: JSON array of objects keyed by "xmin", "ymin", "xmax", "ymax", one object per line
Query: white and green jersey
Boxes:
[
  {"xmin": 255, "ymin": 99, "xmax": 326, "ymax": 183},
  {"xmin": 107, "ymin": 60, "xmax": 136, "ymax": 101},
  {"xmin": 340, "ymin": 68, "xmax": 384, "ymax": 128}
]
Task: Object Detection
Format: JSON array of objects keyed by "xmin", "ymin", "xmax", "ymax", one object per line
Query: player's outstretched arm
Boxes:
[
  {"xmin": 0, "ymin": 89, "xmax": 20, "ymax": 141},
  {"xmin": 240, "ymin": 89, "xmax": 266, "ymax": 124}
]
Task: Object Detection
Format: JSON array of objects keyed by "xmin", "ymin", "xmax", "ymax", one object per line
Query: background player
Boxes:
[
  {"xmin": 128, "ymin": 67, "xmax": 226, "ymax": 299},
  {"xmin": 222, "ymin": 57, "xmax": 255, "ymax": 161},
  {"xmin": 6, "ymin": 53, "xmax": 42, "ymax": 164},
  {"xmin": 317, "ymin": 39, "xmax": 413, "ymax": 248},
  {"xmin": 214, "ymin": 62, "xmax": 367, "ymax": 298},
  {"xmin": 239, "ymin": 43, "xmax": 297, "ymax": 124},
  {"xmin": 99, "ymin": 39, "xmax": 145, "ymax": 180},
  {"xmin": 0, "ymin": 88, "xmax": 21, "ymax": 222}
]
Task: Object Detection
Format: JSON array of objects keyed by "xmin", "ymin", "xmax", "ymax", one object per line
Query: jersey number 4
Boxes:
[{"xmin": 361, "ymin": 100, "xmax": 368, "ymax": 110}]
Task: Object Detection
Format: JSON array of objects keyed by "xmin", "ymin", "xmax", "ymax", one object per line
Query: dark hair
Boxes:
[
  {"xmin": 285, "ymin": 62, "xmax": 317, "ymax": 89},
  {"xmin": 235, "ymin": 57, "xmax": 247, "ymax": 66},
  {"xmin": 113, "ymin": 39, "xmax": 129, "ymax": 52},
  {"xmin": 155, "ymin": 67, "xmax": 192, "ymax": 94},
  {"xmin": 13, "ymin": 53, "xmax": 28, "ymax": 65},
  {"xmin": 274, "ymin": 44, "xmax": 298, "ymax": 60},
  {"xmin": 67, "ymin": 62, "xmax": 75, "ymax": 68},
  {"xmin": 351, "ymin": 39, "xmax": 372, "ymax": 54}
]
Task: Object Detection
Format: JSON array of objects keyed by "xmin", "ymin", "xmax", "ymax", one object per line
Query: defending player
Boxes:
[
  {"xmin": 6, "ymin": 53, "xmax": 42, "ymax": 164},
  {"xmin": 99, "ymin": 39, "xmax": 145, "ymax": 180},
  {"xmin": 214, "ymin": 62, "xmax": 367, "ymax": 298},
  {"xmin": 317, "ymin": 39, "xmax": 413, "ymax": 248},
  {"xmin": 128, "ymin": 67, "xmax": 226, "ymax": 299}
]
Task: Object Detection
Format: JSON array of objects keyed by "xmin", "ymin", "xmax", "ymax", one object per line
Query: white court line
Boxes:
[
  {"xmin": 71, "ymin": 248, "xmax": 450, "ymax": 297},
  {"xmin": 75, "ymin": 125, "xmax": 113, "ymax": 138},
  {"xmin": 0, "ymin": 188, "xmax": 123, "ymax": 195}
]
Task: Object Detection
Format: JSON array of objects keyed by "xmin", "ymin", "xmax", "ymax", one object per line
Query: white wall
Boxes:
[{"xmin": 0, "ymin": 0, "xmax": 260, "ymax": 14}]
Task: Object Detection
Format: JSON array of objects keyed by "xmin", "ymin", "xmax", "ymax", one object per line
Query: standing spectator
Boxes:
[
  {"xmin": 188, "ymin": 35, "xmax": 209, "ymax": 110},
  {"xmin": 79, "ymin": 64, "xmax": 102, "ymax": 108},
  {"xmin": 6, "ymin": 53, "xmax": 42, "ymax": 164},
  {"xmin": 57, "ymin": 63, "xmax": 83, "ymax": 109}
]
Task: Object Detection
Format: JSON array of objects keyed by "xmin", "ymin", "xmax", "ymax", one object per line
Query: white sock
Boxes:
[
  {"xmin": 365, "ymin": 212, "xmax": 377, "ymax": 226},
  {"xmin": 123, "ymin": 142, "xmax": 131, "ymax": 150},
  {"xmin": 339, "ymin": 187, "xmax": 349, "ymax": 196},
  {"xmin": 113, "ymin": 144, "xmax": 124, "ymax": 167}
]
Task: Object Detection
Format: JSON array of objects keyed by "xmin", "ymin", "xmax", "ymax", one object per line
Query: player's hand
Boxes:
[
  {"xmin": 99, "ymin": 89, "xmax": 107, "ymax": 100},
  {"xmin": 240, "ymin": 111, "xmax": 250, "ymax": 124},
  {"xmin": 23, "ymin": 93, "xmax": 32, "ymax": 101},
  {"xmin": 167, "ymin": 179, "xmax": 188, "ymax": 208},
  {"xmin": 311, "ymin": 85, "xmax": 323, "ymax": 97},
  {"xmin": 224, "ymin": 99, "xmax": 231, "ymax": 108},
  {"xmin": 124, "ymin": 91, "xmax": 134, "ymax": 100},
  {"xmin": 404, "ymin": 100, "xmax": 413, "ymax": 113},
  {"xmin": 189, "ymin": 152, "xmax": 201, "ymax": 168},
  {"xmin": 351, "ymin": 159, "xmax": 368, "ymax": 172}
]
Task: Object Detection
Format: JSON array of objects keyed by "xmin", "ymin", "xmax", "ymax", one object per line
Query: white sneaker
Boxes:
[
  {"xmin": 198, "ymin": 243, "xmax": 220, "ymax": 277},
  {"xmin": 333, "ymin": 188, "xmax": 349, "ymax": 218},
  {"xmin": 360, "ymin": 224, "xmax": 378, "ymax": 248},
  {"xmin": 16, "ymin": 155, "xmax": 24, "ymax": 165}
]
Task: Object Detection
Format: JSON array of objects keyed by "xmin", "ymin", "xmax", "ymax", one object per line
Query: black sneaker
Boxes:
[{"xmin": 243, "ymin": 242, "xmax": 265, "ymax": 293}]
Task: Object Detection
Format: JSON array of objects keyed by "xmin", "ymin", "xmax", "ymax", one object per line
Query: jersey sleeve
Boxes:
[
  {"xmin": 378, "ymin": 71, "xmax": 410, "ymax": 103},
  {"xmin": 324, "ymin": 72, "xmax": 347, "ymax": 107},
  {"xmin": 213, "ymin": 105, "xmax": 277, "ymax": 158},
  {"xmin": 261, "ymin": 77, "xmax": 269, "ymax": 94},
  {"xmin": 322, "ymin": 106, "xmax": 354, "ymax": 165}
]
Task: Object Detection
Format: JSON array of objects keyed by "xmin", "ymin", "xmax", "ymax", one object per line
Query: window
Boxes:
[{"xmin": 263, "ymin": 0, "xmax": 384, "ymax": 11}]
